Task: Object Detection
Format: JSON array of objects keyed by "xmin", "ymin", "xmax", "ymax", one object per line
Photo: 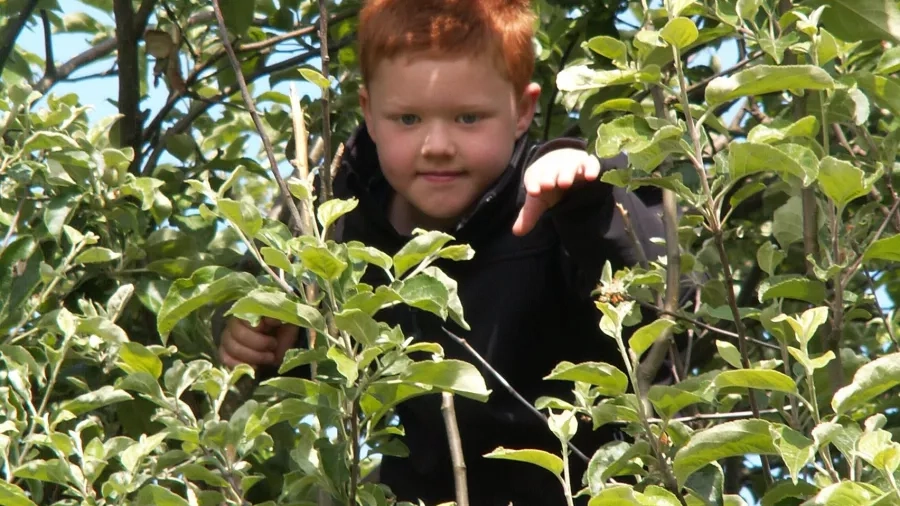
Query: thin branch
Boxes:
[
  {"xmin": 2, "ymin": 197, "xmax": 26, "ymax": 249},
  {"xmin": 317, "ymin": 0, "xmax": 334, "ymax": 202},
  {"xmin": 442, "ymin": 392, "xmax": 469, "ymax": 506},
  {"xmin": 36, "ymin": 38, "xmax": 118, "ymax": 93},
  {"xmin": 441, "ymin": 327, "xmax": 590, "ymax": 464},
  {"xmin": 647, "ymin": 406, "xmax": 789, "ymax": 425},
  {"xmin": 864, "ymin": 270, "xmax": 899, "ymax": 347},
  {"xmin": 349, "ymin": 401, "xmax": 361, "ymax": 506},
  {"xmin": 210, "ymin": 0, "xmax": 305, "ymax": 238},
  {"xmin": 543, "ymin": 33, "xmax": 580, "ymax": 141},
  {"xmin": 40, "ymin": 10, "xmax": 56, "ymax": 78},
  {"xmin": 841, "ymin": 198, "xmax": 900, "ymax": 290},
  {"xmin": 636, "ymin": 301, "xmax": 781, "ymax": 351},
  {"xmin": 637, "ymin": 86, "xmax": 681, "ymax": 393},
  {"xmin": 0, "ymin": 0, "xmax": 39, "ymax": 73},
  {"xmin": 664, "ymin": 51, "xmax": 763, "ymax": 106},
  {"xmin": 615, "ymin": 203, "xmax": 649, "ymax": 269}
]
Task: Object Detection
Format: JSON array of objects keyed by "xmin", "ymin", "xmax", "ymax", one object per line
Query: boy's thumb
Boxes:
[
  {"xmin": 513, "ymin": 196, "xmax": 549, "ymax": 236},
  {"xmin": 273, "ymin": 324, "xmax": 300, "ymax": 363}
]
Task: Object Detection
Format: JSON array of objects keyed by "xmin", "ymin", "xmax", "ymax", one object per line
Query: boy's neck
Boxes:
[{"xmin": 388, "ymin": 193, "xmax": 458, "ymax": 236}]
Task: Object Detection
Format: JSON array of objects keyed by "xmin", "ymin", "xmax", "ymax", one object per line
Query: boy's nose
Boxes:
[{"xmin": 421, "ymin": 125, "xmax": 457, "ymax": 158}]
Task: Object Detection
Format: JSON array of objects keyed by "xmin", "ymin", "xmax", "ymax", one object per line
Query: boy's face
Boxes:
[{"xmin": 360, "ymin": 53, "xmax": 540, "ymax": 233}]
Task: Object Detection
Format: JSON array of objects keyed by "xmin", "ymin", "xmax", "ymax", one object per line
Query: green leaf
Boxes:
[
  {"xmin": 832, "ymin": 352, "xmax": 900, "ymax": 414},
  {"xmin": 299, "ymin": 246, "xmax": 348, "ymax": 281},
  {"xmin": 58, "ymin": 386, "xmax": 133, "ymax": 416},
  {"xmin": 760, "ymin": 480, "xmax": 819, "ymax": 506},
  {"xmin": 818, "ymin": 156, "xmax": 880, "ymax": 212},
  {"xmin": 137, "ymin": 484, "xmax": 190, "ymax": 506},
  {"xmin": 808, "ymin": 0, "xmax": 900, "ymax": 42},
  {"xmin": 157, "ymin": 267, "xmax": 258, "ymax": 341},
  {"xmin": 630, "ymin": 319, "xmax": 676, "ymax": 358},
  {"xmin": 772, "ymin": 306, "xmax": 829, "ymax": 348},
  {"xmin": 219, "ymin": 0, "xmax": 256, "ymax": 35},
  {"xmin": 483, "ymin": 447, "xmax": 563, "ymax": 476},
  {"xmin": 327, "ymin": 346, "xmax": 358, "ymax": 386},
  {"xmin": 401, "ymin": 359, "xmax": 490, "ymax": 402},
  {"xmin": 715, "ymin": 340, "xmax": 743, "ymax": 369},
  {"xmin": 396, "ymin": 273, "xmax": 449, "ymax": 319},
  {"xmin": 218, "ymin": 198, "xmax": 263, "ymax": 238},
  {"xmin": 393, "ymin": 230, "xmax": 454, "ymax": 278},
  {"xmin": 299, "ymin": 67, "xmax": 331, "ymax": 90},
  {"xmin": 120, "ymin": 432, "xmax": 169, "ymax": 473},
  {"xmin": 759, "ymin": 276, "xmax": 827, "ymax": 304},
  {"xmin": 772, "ymin": 196, "xmax": 804, "ymax": 249},
  {"xmin": 585, "ymin": 442, "xmax": 630, "ymax": 495},
  {"xmin": 864, "ymin": 234, "xmax": 900, "ymax": 262},
  {"xmin": 713, "ymin": 370, "xmax": 798, "ymax": 394},
  {"xmin": 557, "ymin": 65, "xmax": 661, "ymax": 91},
  {"xmin": 673, "ymin": 419, "xmax": 778, "ymax": 484},
  {"xmin": 548, "ymin": 411, "xmax": 578, "ymax": 444},
  {"xmin": 13, "ymin": 459, "xmax": 70, "ymax": 486},
  {"xmin": 665, "ymin": 0, "xmax": 696, "ymax": 17},
  {"xmin": 756, "ymin": 242, "xmax": 785, "ymax": 277},
  {"xmin": 586, "ymin": 36, "xmax": 628, "ymax": 65},
  {"xmin": 334, "ymin": 309, "xmax": 380, "ymax": 346},
  {"xmin": 770, "ymin": 425, "xmax": 815, "ymax": 484},
  {"xmin": 877, "ymin": 46, "xmax": 900, "ymax": 74},
  {"xmin": 727, "ymin": 142, "xmax": 813, "ymax": 186},
  {"xmin": 0, "ymin": 480, "xmax": 38, "ymax": 506},
  {"xmin": 347, "ymin": 243, "xmax": 393, "ymax": 271},
  {"xmin": 422, "ymin": 266, "xmax": 469, "ymax": 330},
  {"xmin": 747, "ymin": 116, "xmax": 819, "ymax": 144},
  {"xmin": 544, "ymin": 361, "xmax": 628, "ymax": 396},
  {"xmin": 806, "ymin": 481, "xmax": 885, "ymax": 505},
  {"xmin": 706, "ymin": 65, "xmax": 834, "ymax": 106},
  {"xmin": 317, "ymin": 198, "xmax": 358, "ymax": 230},
  {"xmin": 826, "ymin": 88, "xmax": 871, "ymax": 126},
  {"xmin": 75, "ymin": 247, "xmax": 121, "ymax": 264},
  {"xmin": 436, "ymin": 244, "xmax": 475, "ymax": 262},
  {"xmin": 660, "ymin": 17, "xmax": 699, "ymax": 49},
  {"xmin": 648, "ymin": 382, "xmax": 714, "ymax": 419},
  {"xmin": 227, "ymin": 288, "xmax": 326, "ymax": 333},
  {"xmin": 117, "ymin": 342, "xmax": 163, "ymax": 379}
]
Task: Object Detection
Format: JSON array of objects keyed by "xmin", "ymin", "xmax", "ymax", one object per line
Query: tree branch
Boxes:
[
  {"xmin": 0, "ymin": 0, "xmax": 38, "ymax": 74},
  {"xmin": 317, "ymin": 0, "xmax": 334, "ymax": 202},
  {"xmin": 441, "ymin": 327, "xmax": 590, "ymax": 464},
  {"xmin": 211, "ymin": 0, "xmax": 305, "ymax": 238},
  {"xmin": 113, "ymin": 0, "xmax": 145, "ymax": 170},
  {"xmin": 442, "ymin": 392, "xmax": 469, "ymax": 506},
  {"xmin": 40, "ymin": 10, "xmax": 55, "ymax": 79}
]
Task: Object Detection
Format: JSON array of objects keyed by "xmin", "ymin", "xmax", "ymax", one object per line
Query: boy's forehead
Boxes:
[{"xmin": 368, "ymin": 51, "xmax": 515, "ymax": 90}]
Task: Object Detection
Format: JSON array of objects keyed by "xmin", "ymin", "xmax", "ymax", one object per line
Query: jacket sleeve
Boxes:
[{"xmin": 524, "ymin": 138, "xmax": 667, "ymax": 273}]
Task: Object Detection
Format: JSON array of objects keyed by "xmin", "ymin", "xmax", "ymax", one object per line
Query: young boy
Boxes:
[{"xmin": 218, "ymin": 0, "xmax": 665, "ymax": 503}]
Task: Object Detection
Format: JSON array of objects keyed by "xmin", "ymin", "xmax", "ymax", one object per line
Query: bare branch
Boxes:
[
  {"xmin": 113, "ymin": 0, "xmax": 143, "ymax": 168},
  {"xmin": 40, "ymin": 10, "xmax": 55, "ymax": 78},
  {"xmin": 317, "ymin": 0, "xmax": 334, "ymax": 202},
  {"xmin": 0, "ymin": 0, "xmax": 38, "ymax": 73},
  {"xmin": 211, "ymin": 0, "xmax": 305, "ymax": 239},
  {"xmin": 441, "ymin": 327, "xmax": 590, "ymax": 464},
  {"xmin": 864, "ymin": 270, "xmax": 899, "ymax": 348},
  {"xmin": 442, "ymin": 392, "xmax": 469, "ymax": 506},
  {"xmin": 2, "ymin": 197, "xmax": 26, "ymax": 249},
  {"xmin": 36, "ymin": 38, "xmax": 118, "ymax": 93}
]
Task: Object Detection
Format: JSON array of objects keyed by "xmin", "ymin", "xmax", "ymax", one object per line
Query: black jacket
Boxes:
[{"xmin": 326, "ymin": 125, "xmax": 666, "ymax": 505}]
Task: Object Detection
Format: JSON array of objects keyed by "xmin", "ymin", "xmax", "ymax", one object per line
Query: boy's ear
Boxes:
[
  {"xmin": 359, "ymin": 87, "xmax": 376, "ymax": 140},
  {"xmin": 515, "ymin": 83, "xmax": 541, "ymax": 137}
]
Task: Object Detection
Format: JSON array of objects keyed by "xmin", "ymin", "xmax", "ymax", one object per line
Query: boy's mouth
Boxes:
[{"xmin": 418, "ymin": 170, "xmax": 465, "ymax": 183}]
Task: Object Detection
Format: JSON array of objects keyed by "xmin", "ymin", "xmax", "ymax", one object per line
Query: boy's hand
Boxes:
[
  {"xmin": 513, "ymin": 148, "xmax": 602, "ymax": 236},
  {"xmin": 218, "ymin": 316, "xmax": 299, "ymax": 369}
]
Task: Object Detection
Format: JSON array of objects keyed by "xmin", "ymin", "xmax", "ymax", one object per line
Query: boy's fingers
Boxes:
[
  {"xmin": 556, "ymin": 162, "xmax": 578, "ymax": 189},
  {"xmin": 220, "ymin": 336, "xmax": 275, "ymax": 365},
  {"xmin": 513, "ymin": 195, "xmax": 550, "ymax": 236},
  {"xmin": 230, "ymin": 323, "xmax": 278, "ymax": 351},
  {"xmin": 584, "ymin": 155, "xmax": 601, "ymax": 180},
  {"xmin": 273, "ymin": 324, "xmax": 300, "ymax": 363}
]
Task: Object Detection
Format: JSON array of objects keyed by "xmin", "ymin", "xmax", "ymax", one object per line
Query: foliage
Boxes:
[{"xmin": 1, "ymin": 0, "xmax": 900, "ymax": 505}]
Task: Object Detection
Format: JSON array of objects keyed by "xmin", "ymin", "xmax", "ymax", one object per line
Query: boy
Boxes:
[{"xmin": 218, "ymin": 0, "xmax": 665, "ymax": 503}]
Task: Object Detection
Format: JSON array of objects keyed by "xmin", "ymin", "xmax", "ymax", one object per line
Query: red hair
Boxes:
[{"xmin": 358, "ymin": 0, "xmax": 536, "ymax": 94}]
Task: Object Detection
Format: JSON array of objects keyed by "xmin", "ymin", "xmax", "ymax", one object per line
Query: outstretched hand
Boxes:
[
  {"xmin": 512, "ymin": 148, "xmax": 602, "ymax": 236},
  {"xmin": 219, "ymin": 316, "xmax": 299, "ymax": 369}
]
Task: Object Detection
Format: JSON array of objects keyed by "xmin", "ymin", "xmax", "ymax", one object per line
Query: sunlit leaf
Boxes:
[
  {"xmin": 544, "ymin": 361, "xmax": 628, "ymax": 396},
  {"xmin": 483, "ymin": 447, "xmax": 563, "ymax": 476},
  {"xmin": 673, "ymin": 419, "xmax": 777, "ymax": 484},
  {"xmin": 713, "ymin": 369, "xmax": 798, "ymax": 394},
  {"xmin": 832, "ymin": 352, "xmax": 900, "ymax": 414},
  {"xmin": 706, "ymin": 65, "xmax": 833, "ymax": 106}
]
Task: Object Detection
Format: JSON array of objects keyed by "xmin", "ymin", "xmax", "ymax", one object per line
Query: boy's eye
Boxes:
[
  {"xmin": 457, "ymin": 113, "xmax": 479, "ymax": 124},
  {"xmin": 398, "ymin": 114, "xmax": 419, "ymax": 125}
]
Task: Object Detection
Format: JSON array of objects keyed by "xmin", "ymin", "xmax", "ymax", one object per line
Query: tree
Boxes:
[{"xmin": 1, "ymin": 0, "xmax": 899, "ymax": 504}]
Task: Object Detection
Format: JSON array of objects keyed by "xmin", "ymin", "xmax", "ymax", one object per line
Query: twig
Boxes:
[
  {"xmin": 0, "ymin": 0, "xmax": 39, "ymax": 73},
  {"xmin": 349, "ymin": 401, "xmax": 361, "ymax": 506},
  {"xmin": 615, "ymin": 203, "xmax": 649, "ymax": 269},
  {"xmin": 647, "ymin": 406, "xmax": 788, "ymax": 425},
  {"xmin": 441, "ymin": 327, "xmax": 590, "ymax": 464},
  {"xmin": 841, "ymin": 198, "xmax": 900, "ymax": 290},
  {"xmin": 317, "ymin": 0, "xmax": 334, "ymax": 202},
  {"xmin": 442, "ymin": 392, "xmax": 469, "ymax": 506},
  {"xmin": 639, "ymin": 301, "xmax": 781, "ymax": 351},
  {"xmin": 40, "ymin": 10, "xmax": 56, "ymax": 78},
  {"xmin": 211, "ymin": 0, "xmax": 305, "ymax": 235},
  {"xmin": 671, "ymin": 40, "xmax": 774, "ymax": 486},
  {"xmin": 543, "ymin": 33, "xmax": 580, "ymax": 141},
  {"xmin": 864, "ymin": 270, "xmax": 899, "ymax": 347},
  {"xmin": 664, "ymin": 51, "xmax": 763, "ymax": 106},
  {"xmin": 637, "ymin": 86, "xmax": 681, "ymax": 394},
  {"xmin": 2, "ymin": 197, "xmax": 26, "ymax": 249}
]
